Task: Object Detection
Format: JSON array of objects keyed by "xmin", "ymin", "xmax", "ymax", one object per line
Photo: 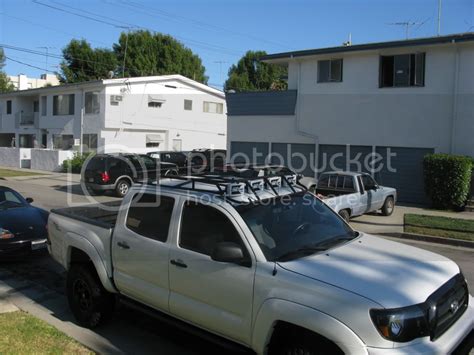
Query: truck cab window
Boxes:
[
  {"xmin": 361, "ymin": 175, "xmax": 377, "ymax": 190},
  {"xmin": 126, "ymin": 194, "xmax": 174, "ymax": 242},
  {"xmin": 180, "ymin": 202, "xmax": 244, "ymax": 256}
]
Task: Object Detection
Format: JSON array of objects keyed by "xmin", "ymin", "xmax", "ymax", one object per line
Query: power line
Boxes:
[
  {"xmin": 117, "ymin": 0, "xmax": 292, "ymax": 50},
  {"xmin": 5, "ymin": 56, "xmax": 56, "ymax": 73},
  {"xmin": 32, "ymin": 0, "xmax": 130, "ymax": 29},
  {"xmin": 0, "ymin": 12, "xmax": 110, "ymax": 46},
  {"xmin": 33, "ymin": 0, "xmax": 242, "ymax": 57}
]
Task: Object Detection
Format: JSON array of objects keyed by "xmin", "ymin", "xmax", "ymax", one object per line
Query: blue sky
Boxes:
[{"xmin": 1, "ymin": 0, "xmax": 473, "ymax": 89}]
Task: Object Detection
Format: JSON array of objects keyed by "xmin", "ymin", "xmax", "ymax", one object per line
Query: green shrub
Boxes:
[
  {"xmin": 423, "ymin": 154, "xmax": 473, "ymax": 209},
  {"xmin": 62, "ymin": 152, "xmax": 92, "ymax": 174}
]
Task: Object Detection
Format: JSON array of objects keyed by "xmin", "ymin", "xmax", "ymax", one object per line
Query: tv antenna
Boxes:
[
  {"xmin": 214, "ymin": 60, "xmax": 228, "ymax": 84},
  {"xmin": 387, "ymin": 19, "xmax": 428, "ymax": 39},
  {"xmin": 37, "ymin": 46, "xmax": 55, "ymax": 72}
]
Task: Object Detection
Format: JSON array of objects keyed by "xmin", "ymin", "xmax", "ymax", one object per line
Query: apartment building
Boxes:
[
  {"xmin": 0, "ymin": 75, "xmax": 226, "ymax": 170},
  {"xmin": 226, "ymin": 33, "xmax": 474, "ymax": 203}
]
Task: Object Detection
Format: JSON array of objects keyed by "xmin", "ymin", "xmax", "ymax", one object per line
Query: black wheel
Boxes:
[
  {"xmin": 339, "ymin": 209, "xmax": 350, "ymax": 222},
  {"xmin": 115, "ymin": 179, "xmax": 131, "ymax": 197},
  {"xmin": 164, "ymin": 169, "xmax": 178, "ymax": 176},
  {"xmin": 381, "ymin": 196, "xmax": 395, "ymax": 216},
  {"xmin": 268, "ymin": 328, "xmax": 343, "ymax": 355},
  {"xmin": 67, "ymin": 264, "xmax": 114, "ymax": 328}
]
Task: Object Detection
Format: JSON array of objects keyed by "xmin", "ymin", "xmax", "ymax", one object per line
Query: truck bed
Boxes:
[{"xmin": 51, "ymin": 201, "xmax": 122, "ymax": 229}]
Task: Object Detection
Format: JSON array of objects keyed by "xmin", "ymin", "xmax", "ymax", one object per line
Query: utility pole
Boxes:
[
  {"xmin": 437, "ymin": 0, "xmax": 442, "ymax": 36},
  {"xmin": 37, "ymin": 46, "xmax": 55, "ymax": 72},
  {"xmin": 214, "ymin": 60, "xmax": 228, "ymax": 86}
]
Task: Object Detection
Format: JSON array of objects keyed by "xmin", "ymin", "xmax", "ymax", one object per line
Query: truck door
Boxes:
[
  {"xmin": 168, "ymin": 200, "xmax": 255, "ymax": 345},
  {"xmin": 112, "ymin": 193, "xmax": 177, "ymax": 312}
]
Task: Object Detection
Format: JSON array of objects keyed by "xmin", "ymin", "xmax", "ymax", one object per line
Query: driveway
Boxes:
[{"xmin": 351, "ymin": 204, "xmax": 474, "ymax": 235}]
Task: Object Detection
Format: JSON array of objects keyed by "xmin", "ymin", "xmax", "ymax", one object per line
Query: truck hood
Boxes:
[{"xmin": 279, "ymin": 234, "xmax": 460, "ymax": 308}]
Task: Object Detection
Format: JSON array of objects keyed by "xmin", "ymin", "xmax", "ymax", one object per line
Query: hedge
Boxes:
[
  {"xmin": 423, "ymin": 154, "xmax": 473, "ymax": 209},
  {"xmin": 62, "ymin": 152, "xmax": 92, "ymax": 174}
]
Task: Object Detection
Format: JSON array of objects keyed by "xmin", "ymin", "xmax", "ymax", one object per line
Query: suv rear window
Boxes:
[{"xmin": 85, "ymin": 157, "xmax": 106, "ymax": 171}]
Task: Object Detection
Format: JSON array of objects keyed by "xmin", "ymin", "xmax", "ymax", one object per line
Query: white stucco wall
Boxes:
[
  {"xmin": 30, "ymin": 149, "xmax": 74, "ymax": 171},
  {"xmin": 103, "ymin": 79, "xmax": 226, "ymax": 151},
  {"xmin": 230, "ymin": 42, "xmax": 474, "ymax": 157},
  {"xmin": 0, "ymin": 147, "xmax": 20, "ymax": 168}
]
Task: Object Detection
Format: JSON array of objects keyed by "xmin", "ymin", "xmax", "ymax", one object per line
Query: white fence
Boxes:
[{"xmin": 0, "ymin": 147, "xmax": 74, "ymax": 172}]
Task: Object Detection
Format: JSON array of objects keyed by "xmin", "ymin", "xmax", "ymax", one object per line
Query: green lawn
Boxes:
[
  {"xmin": 0, "ymin": 168, "xmax": 46, "ymax": 178},
  {"xmin": 404, "ymin": 213, "xmax": 474, "ymax": 241},
  {"xmin": 0, "ymin": 311, "xmax": 93, "ymax": 354}
]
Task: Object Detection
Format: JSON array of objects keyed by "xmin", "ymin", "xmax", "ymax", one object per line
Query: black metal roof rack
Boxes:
[{"xmin": 156, "ymin": 171, "xmax": 300, "ymax": 204}]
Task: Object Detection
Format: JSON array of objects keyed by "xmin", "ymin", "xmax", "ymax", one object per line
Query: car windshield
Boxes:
[
  {"xmin": 238, "ymin": 193, "xmax": 356, "ymax": 261},
  {"xmin": 0, "ymin": 190, "xmax": 27, "ymax": 210}
]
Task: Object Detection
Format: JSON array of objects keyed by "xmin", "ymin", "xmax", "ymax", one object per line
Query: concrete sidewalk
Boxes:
[{"xmin": 351, "ymin": 204, "xmax": 474, "ymax": 236}]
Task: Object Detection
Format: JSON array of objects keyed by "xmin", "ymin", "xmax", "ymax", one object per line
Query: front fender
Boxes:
[
  {"xmin": 252, "ymin": 298, "xmax": 367, "ymax": 355},
  {"xmin": 65, "ymin": 232, "xmax": 118, "ymax": 293}
]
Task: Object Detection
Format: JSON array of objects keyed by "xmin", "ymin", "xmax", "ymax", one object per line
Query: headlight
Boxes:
[
  {"xmin": 0, "ymin": 228, "xmax": 15, "ymax": 240},
  {"xmin": 370, "ymin": 304, "xmax": 430, "ymax": 342}
]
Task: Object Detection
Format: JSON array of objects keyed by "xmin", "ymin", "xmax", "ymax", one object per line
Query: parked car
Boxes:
[
  {"xmin": 0, "ymin": 186, "xmax": 48, "ymax": 256},
  {"xmin": 187, "ymin": 149, "xmax": 226, "ymax": 173},
  {"xmin": 82, "ymin": 153, "xmax": 179, "ymax": 197},
  {"xmin": 147, "ymin": 151, "xmax": 189, "ymax": 170},
  {"xmin": 48, "ymin": 172, "xmax": 472, "ymax": 355},
  {"xmin": 315, "ymin": 171, "xmax": 397, "ymax": 221}
]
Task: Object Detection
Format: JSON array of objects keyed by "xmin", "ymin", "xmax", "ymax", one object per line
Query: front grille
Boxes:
[{"xmin": 427, "ymin": 274, "xmax": 469, "ymax": 340}]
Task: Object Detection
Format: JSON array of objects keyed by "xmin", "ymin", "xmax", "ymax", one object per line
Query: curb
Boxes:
[{"xmin": 380, "ymin": 232, "xmax": 474, "ymax": 249}]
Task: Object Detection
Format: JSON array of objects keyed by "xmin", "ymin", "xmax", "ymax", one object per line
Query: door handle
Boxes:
[
  {"xmin": 117, "ymin": 241, "xmax": 130, "ymax": 249},
  {"xmin": 170, "ymin": 259, "xmax": 187, "ymax": 268}
]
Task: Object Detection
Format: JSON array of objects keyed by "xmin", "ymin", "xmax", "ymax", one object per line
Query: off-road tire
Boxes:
[{"xmin": 67, "ymin": 264, "xmax": 114, "ymax": 328}]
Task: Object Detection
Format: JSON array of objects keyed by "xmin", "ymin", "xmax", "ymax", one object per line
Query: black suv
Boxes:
[
  {"xmin": 83, "ymin": 153, "xmax": 178, "ymax": 197},
  {"xmin": 147, "ymin": 151, "xmax": 189, "ymax": 171},
  {"xmin": 187, "ymin": 149, "xmax": 226, "ymax": 173}
]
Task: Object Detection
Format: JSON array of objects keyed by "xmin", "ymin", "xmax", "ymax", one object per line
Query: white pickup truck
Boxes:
[
  {"xmin": 47, "ymin": 174, "xmax": 473, "ymax": 355},
  {"xmin": 316, "ymin": 171, "xmax": 397, "ymax": 222}
]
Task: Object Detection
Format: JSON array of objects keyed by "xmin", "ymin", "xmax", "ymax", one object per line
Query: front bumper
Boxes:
[
  {"xmin": 0, "ymin": 238, "xmax": 48, "ymax": 257},
  {"xmin": 367, "ymin": 295, "xmax": 474, "ymax": 354}
]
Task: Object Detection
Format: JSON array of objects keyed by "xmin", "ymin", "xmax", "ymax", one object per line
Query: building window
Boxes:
[
  {"xmin": 41, "ymin": 96, "xmax": 47, "ymax": 116},
  {"xmin": 82, "ymin": 134, "xmax": 98, "ymax": 152},
  {"xmin": 148, "ymin": 101, "xmax": 163, "ymax": 108},
  {"xmin": 203, "ymin": 101, "xmax": 223, "ymax": 114},
  {"xmin": 33, "ymin": 100, "xmax": 39, "ymax": 113},
  {"xmin": 85, "ymin": 92, "xmax": 100, "ymax": 114},
  {"xmin": 53, "ymin": 134, "xmax": 74, "ymax": 150},
  {"xmin": 184, "ymin": 99, "xmax": 193, "ymax": 111},
  {"xmin": 53, "ymin": 94, "xmax": 75, "ymax": 115},
  {"xmin": 146, "ymin": 134, "xmax": 163, "ymax": 148},
  {"xmin": 110, "ymin": 95, "xmax": 122, "ymax": 106},
  {"xmin": 380, "ymin": 53, "xmax": 425, "ymax": 88},
  {"xmin": 317, "ymin": 59, "xmax": 343, "ymax": 83},
  {"xmin": 6, "ymin": 100, "xmax": 12, "ymax": 115},
  {"xmin": 19, "ymin": 134, "xmax": 35, "ymax": 148}
]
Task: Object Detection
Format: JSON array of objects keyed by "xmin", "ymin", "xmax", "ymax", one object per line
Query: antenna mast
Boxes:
[{"xmin": 437, "ymin": 0, "xmax": 442, "ymax": 36}]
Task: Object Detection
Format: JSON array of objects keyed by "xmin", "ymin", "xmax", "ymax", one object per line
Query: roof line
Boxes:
[{"xmin": 262, "ymin": 32, "xmax": 474, "ymax": 62}]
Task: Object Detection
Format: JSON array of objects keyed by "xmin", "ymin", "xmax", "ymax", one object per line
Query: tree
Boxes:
[
  {"xmin": 0, "ymin": 48, "xmax": 14, "ymax": 93},
  {"xmin": 59, "ymin": 39, "xmax": 118, "ymax": 83},
  {"xmin": 113, "ymin": 30, "xmax": 207, "ymax": 83},
  {"xmin": 224, "ymin": 50, "xmax": 287, "ymax": 92}
]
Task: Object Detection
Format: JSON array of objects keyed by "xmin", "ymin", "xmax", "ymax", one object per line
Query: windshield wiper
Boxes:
[
  {"xmin": 317, "ymin": 231, "xmax": 359, "ymax": 249},
  {"xmin": 276, "ymin": 245, "xmax": 328, "ymax": 262}
]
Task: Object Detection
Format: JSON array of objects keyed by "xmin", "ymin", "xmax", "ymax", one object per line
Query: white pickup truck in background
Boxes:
[
  {"xmin": 315, "ymin": 171, "xmax": 397, "ymax": 221},
  {"xmin": 47, "ymin": 173, "xmax": 473, "ymax": 355}
]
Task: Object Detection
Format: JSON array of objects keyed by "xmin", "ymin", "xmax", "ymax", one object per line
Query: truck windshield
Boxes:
[{"xmin": 238, "ymin": 193, "xmax": 356, "ymax": 261}]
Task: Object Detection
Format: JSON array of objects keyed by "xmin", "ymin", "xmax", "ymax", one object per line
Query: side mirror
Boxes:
[
  {"xmin": 211, "ymin": 242, "xmax": 245, "ymax": 264},
  {"xmin": 26, "ymin": 197, "xmax": 34, "ymax": 204}
]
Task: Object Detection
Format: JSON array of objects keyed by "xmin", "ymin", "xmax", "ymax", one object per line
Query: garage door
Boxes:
[
  {"xmin": 375, "ymin": 147, "xmax": 434, "ymax": 204},
  {"xmin": 318, "ymin": 144, "xmax": 373, "ymax": 173},
  {"xmin": 230, "ymin": 141, "xmax": 269, "ymax": 165},
  {"xmin": 271, "ymin": 143, "xmax": 316, "ymax": 177}
]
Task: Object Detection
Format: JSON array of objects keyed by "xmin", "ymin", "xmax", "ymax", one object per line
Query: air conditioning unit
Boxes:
[{"xmin": 110, "ymin": 95, "xmax": 123, "ymax": 104}]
